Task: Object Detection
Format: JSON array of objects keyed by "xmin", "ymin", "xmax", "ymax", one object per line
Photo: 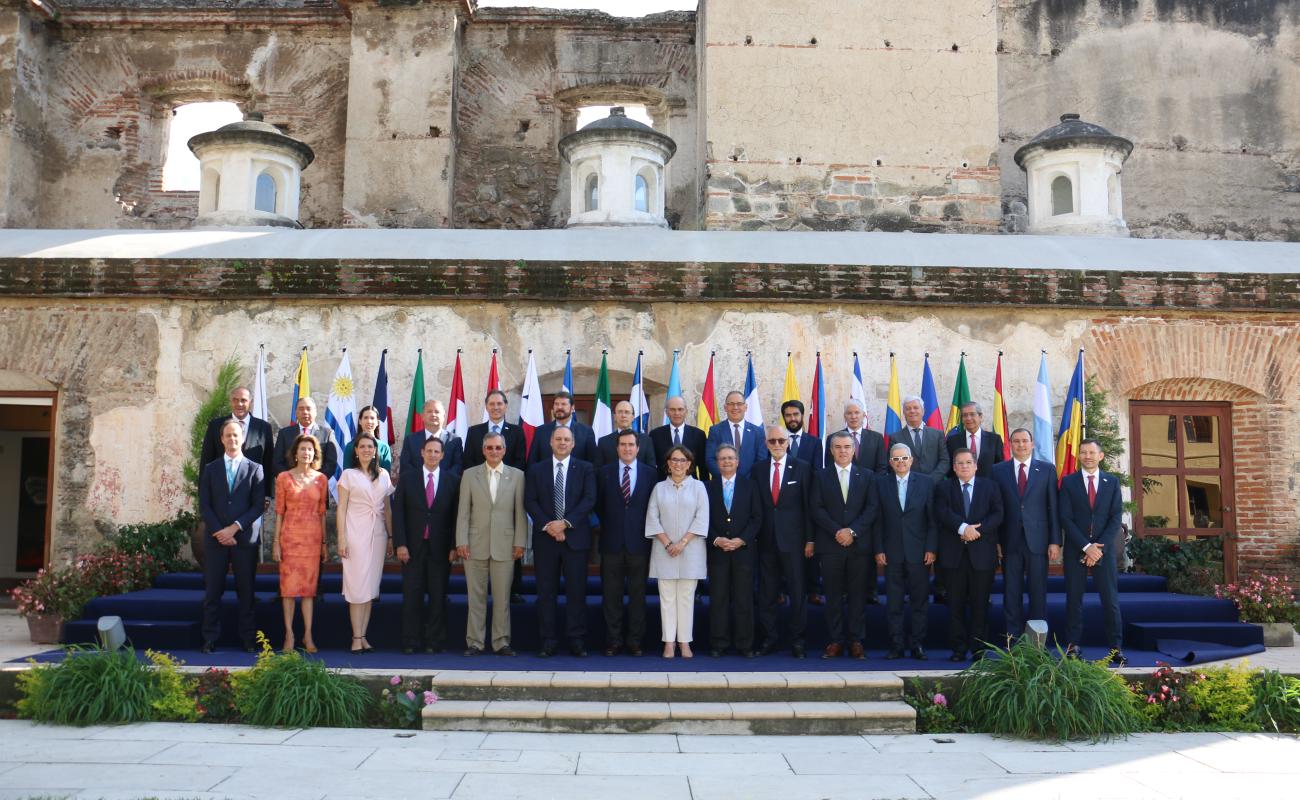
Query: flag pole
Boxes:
[{"xmin": 1079, "ymin": 347, "xmax": 1087, "ymax": 437}]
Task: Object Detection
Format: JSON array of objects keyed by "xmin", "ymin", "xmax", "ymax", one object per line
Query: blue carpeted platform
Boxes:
[{"xmin": 41, "ymin": 571, "xmax": 1265, "ymax": 668}]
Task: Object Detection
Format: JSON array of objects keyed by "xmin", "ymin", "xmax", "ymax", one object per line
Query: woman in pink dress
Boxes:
[{"xmin": 336, "ymin": 432, "xmax": 394, "ymax": 653}]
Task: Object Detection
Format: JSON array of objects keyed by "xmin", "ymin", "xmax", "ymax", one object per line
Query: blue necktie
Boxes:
[
  {"xmin": 963, "ymin": 482, "xmax": 972, "ymax": 517},
  {"xmin": 897, "ymin": 478, "xmax": 907, "ymax": 509},
  {"xmin": 723, "ymin": 480, "xmax": 733, "ymax": 513},
  {"xmin": 553, "ymin": 463, "xmax": 566, "ymax": 520},
  {"xmin": 225, "ymin": 459, "xmax": 236, "ymax": 492}
]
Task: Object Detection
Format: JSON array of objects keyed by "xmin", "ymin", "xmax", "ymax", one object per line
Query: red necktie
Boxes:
[
  {"xmin": 1087, "ymin": 474, "xmax": 1097, "ymax": 509},
  {"xmin": 969, "ymin": 432, "xmax": 978, "ymax": 460},
  {"xmin": 1018, "ymin": 462, "xmax": 1028, "ymax": 497},
  {"xmin": 771, "ymin": 461, "xmax": 782, "ymax": 504},
  {"xmin": 423, "ymin": 472, "xmax": 436, "ymax": 539}
]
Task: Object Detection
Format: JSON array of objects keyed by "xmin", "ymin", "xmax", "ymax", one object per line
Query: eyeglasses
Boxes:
[
  {"xmin": 766, "ymin": 438, "xmax": 788, "ymax": 445},
  {"xmin": 483, "ymin": 445, "xmax": 505, "ymax": 451},
  {"xmin": 889, "ymin": 456, "xmax": 912, "ymax": 462}
]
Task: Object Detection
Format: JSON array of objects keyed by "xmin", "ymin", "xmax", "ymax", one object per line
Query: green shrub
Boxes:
[
  {"xmin": 1127, "ymin": 535, "xmax": 1224, "ymax": 596},
  {"xmin": 183, "ymin": 357, "xmax": 243, "ymax": 505},
  {"xmin": 106, "ymin": 513, "xmax": 196, "ymax": 572},
  {"xmin": 904, "ymin": 679, "xmax": 961, "ymax": 734},
  {"xmin": 235, "ymin": 633, "xmax": 371, "ymax": 728},
  {"xmin": 193, "ymin": 667, "xmax": 240, "ymax": 723},
  {"xmin": 1133, "ymin": 662, "xmax": 1204, "ymax": 730},
  {"xmin": 17, "ymin": 646, "xmax": 157, "ymax": 725},
  {"xmin": 148, "ymin": 650, "xmax": 198, "ymax": 722},
  {"xmin": 375, "ymin": 674, "xmax": 439, "ymax": 729},
  {"xmin": 1249, "ymin": 670, "xmax": 1300, "ymax": 733},
  {"xmin": 956, "ymin": 639, "xmax": 1144, "ymax": 742},
  {"xmin": 1182, "ymin": 662, "xmax": 1259, "ymax": 731}
]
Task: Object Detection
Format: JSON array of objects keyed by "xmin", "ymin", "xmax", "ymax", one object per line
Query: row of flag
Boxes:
[{"xmin": 256, "ymin": 346, "xmax": 1088, "ymax": 491}]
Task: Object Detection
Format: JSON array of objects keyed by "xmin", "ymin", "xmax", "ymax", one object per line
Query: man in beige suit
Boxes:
[{"xmin": 456, "ymin": 431, "xmax": 527, "ymax": 656}]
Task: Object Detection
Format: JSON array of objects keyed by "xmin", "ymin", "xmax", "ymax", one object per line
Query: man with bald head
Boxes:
[
  {"xmin": 200, "ymin": 387, "xmax": 275, "ymax": 496},
  {"xmin": 401, "ymin": 399, "xmax": 465, "ymax": 477},
  {"xmin": 754, "ymin": 424, "xmax": 814, "ymax": 658},
  {"xmin": 826, "ymin": 399, "xmax": 888, "ymax": 475},
  {"xmin": 595, "ymin": 400, "xmax": 656, "ymax": 469},
  {"xmin": 651, "ymin": 396, "xmax": 710, "ymax": 481}
]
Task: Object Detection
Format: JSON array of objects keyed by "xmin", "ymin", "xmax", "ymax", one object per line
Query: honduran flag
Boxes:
[
  {"xmin": 920, "ymin": 354, "xmax": 944, "ymax": 431},
  {"xmin": 1055, "ymin": 350, "xmax": 1086, "ymax": 483},
  {"xmin": 519, "ymin": 350, "xmax": 544, "ymax": 456},
  {"xmin": 447, "ymin": 350, "xmax": 468, "ymax": 444},
  {"xmin": 884, "ymin": 353, "xmax": 903, "ymax": 444}
]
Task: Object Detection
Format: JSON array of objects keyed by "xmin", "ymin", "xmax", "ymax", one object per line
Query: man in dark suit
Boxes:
[
  {"xmin": 650, "ymin": 396, "xmax": 709, "ymax": 481},
  {"xmin": 595, "ymin": 400, "xmax": 656, "ymax": 469},
  {"xmin": 271, "ymin": 396, "xmax": 337, "ymax": 494},
  {"xmin": 595, "ymin": 430, "xmax": 656, "ymax": 656},
  {"xmin": 934, "ymin": 448, "xmax": 1004, "ymax": 661},
  {"xmin": 993, "ymin": 427, "xmax": 1060, "ymax": 639},
  {"xmin": 525, "ymin": 426, "xmax": 597, "ymax": 657},
  {"xmin": 946, "ymin": 402, "xmax": 1004, "ymax": 478},
  {"xmin": 706, "ymin": 391, "xmax": 765, "ymax": 478},
  {"xmin": 783, "ymin": 399, "xmax": 826, "ymax": 607},
  {"xmin": 198, "ymin": 419, "xmax": 267, "ymax": 653},
  {"xmin": 705, "ymin": 444, "xmax": 762, "ymax": 657},
  {"xmin": 875, "ymin": 442, "xmax": 939, "ymax": 660},
  {"xmin": 897, "ymin": 396, "xmax": 950, "ymax": 481},
  {"xmin": 1060, "ymin": 438, "xmax": 1126, "ymax": 666},
  {"xmin": 754, "ymin": 425, "xmax": 814, "ymax": 658},
  {"xmin": 464, "ymin": 390, "xmax": 526, "ymax": 471},
  {"xmin": 392, "ymin": 436, "xmax": 460, "ymax": 654},
  {"xmin": 399, "ymin": 399, "xmax": 464, "ymax": 477},
  {"xmin": 828, "ymin": 398, "xmax": 888, "ymax": 604},
  {"xmin": 811, "ymin": 431, "xmax": 879, "ymax": 659},
  {"xmin": 527, "ymin": 391, "xmax": 597, "ymax": 466},
  {"xmin": 199, "ymin": 386, "xmax": 275, "ymax": 495}
]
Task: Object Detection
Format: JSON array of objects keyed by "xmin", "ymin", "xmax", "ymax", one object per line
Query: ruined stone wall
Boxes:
[
  {"xmin": 998, "ymin": 0, "xmax": 1300, "ymax": 241},
  {"xmin": 700, "ymin": 0, "xmax": 1002, "ymax": 232},
  {"xmin": 453, "ymin": 9, "xmax": 699, "ymax": 229},
  {"xmin": 0, "ymin": 0, "xmax": 50, "ymax": 228},
  {"xmin": 32, "ymin": 6, "xmax": 351, "ymax": 228}
]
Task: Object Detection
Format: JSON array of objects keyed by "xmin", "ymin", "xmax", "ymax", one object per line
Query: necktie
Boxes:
[
  {"xmin": 789, "ymin": 434, "xmax": 799, "ymax": 458},
  {"xmin": 554, "ymin": 463, "xmax": 566, "ymax": 520},
  {"xmin": 839, "ymin": 468, "xmax": 850, "ymax": 502},
  {"xmin": 912, "ymin": 428, "xmax": 922, "ymax": 454},
  {"xmin": 970, "ymin": 432, "xmax": 978, "ymax": 460},
  {"xmin": 225, "ymin": 459, "xmax": 236, "ymax": 492},
  {"xmin": 1018, "ymin": 463, "xmax": 1028, "ymax": 497},
  {"xmin": 1088, "ymin": 474, "xmax": 1097, "ymax": 509},
  {"xmin": 621, "ymin": 465, "xmax": 631, "ymax": 503},
  {"xmin": 489, "ymin": 469, "xmax": 499, "ymax": 502},
  {"xmin": 852, "ymin": 430, "xmax": 860, "ymax": 458},
  {"xmin": 963, "ymin": 482, "xmax": 972, "ymax": 517},
  {"xmin": 770, "ymin": 461, "xmax": 781, "ymax": 504},
  {"xmin": 424, "ymin": 472, "xmax": 435, "ymax": 539},
  {"xmin": 897, "ymin": 478, "xmax": 907, "ymax": 509},
  {"xmin": 723, "ymin": 479, "xmax": 733, "ymax": 512},
  {"xmin": 733, "ymin": 423, "xmax": 741, "ymax": 448},
  {"xmin": 673, "ymin": 427, "xmax": 682, "ymax": 446},
  {"xmin": 491, "ymin": 423, "xmax": 499, "ymax": 435}
]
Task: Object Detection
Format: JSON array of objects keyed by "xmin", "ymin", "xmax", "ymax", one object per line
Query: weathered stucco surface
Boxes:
[
  {"xmin": 997, "ymin": 0, "xmax": 1300, "ymax": 240},
  {"xmin": 0, "ymin": 0, "xmax": 49, "ymax": 228}
]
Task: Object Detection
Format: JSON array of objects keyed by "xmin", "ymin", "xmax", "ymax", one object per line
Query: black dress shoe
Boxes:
[
  {"xmin": 791, "ymin": 645, "xmax": 806, "ymax": 659},
  {"xmin": 463, "ymin": 646, "xmax": 485, "ymax": 656},
  {"xmin": 886, "ymin": 648, "xmax": 903, "ymax": 660},
  {"xmin": 200, "ymin": 642, "xmax": 216, "ymax": 654},
  {"xmin": 510, "ymin": 593, "xmax": 525, "ymax": 604},
  {"xmin": 402, "ymin": 647, "xmax": 416, "ymax": 655},
  {"xmin": 865, "ymin": 595, "xmax": 879, "ymax": 606},
  {"xmin": 709, "ymin": 648, "xmax": 724, "ymax": 658},
  {"xmin": 911, "ymin": 647, "xmax": 928, "ymax": 661},
  {"xmin": 628, "ymin": 647, "xmax": 643, "ymax": 657},
  {"xmin": 424, "ymin": 645, "xmax": 441, "ymax": 655},
  {"xmin": 949, "ymin": 652, "xmax": 965, "ymax": 663},
  {"xmin": 604, "ymin": 644, "xmax": 621, "ymax": 657},
  {"xmin": 495, "ymin": 645, "xmax": 517, "ymax": 657},
  {"xmin": 570, "ymin": 643, "xmax": 587, "ymax": 658},
  {"xmin": 755, "ymin": 643, "xmax": 776, "ymax": 657},
  {"xmin": 537, "ymin": 646, "xmax": 555, "ymax": 658},
  {"xmin": 741, "ymin": 649, "xmax": 756, "ymax": 658}
]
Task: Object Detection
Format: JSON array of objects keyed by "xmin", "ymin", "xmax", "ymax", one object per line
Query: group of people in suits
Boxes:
[{"xmin": 197, "ymin": 384, "xmax": 1127, "ymax": 665}]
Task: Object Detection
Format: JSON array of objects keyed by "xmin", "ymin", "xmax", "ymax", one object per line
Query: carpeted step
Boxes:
[
  {"xmin": 62, "ymin": 618, "xmax": 201, "ymax": 651},
  {"xmin": 1125, "ymin": 621, "xmax": 1264, "ymax": 651}
]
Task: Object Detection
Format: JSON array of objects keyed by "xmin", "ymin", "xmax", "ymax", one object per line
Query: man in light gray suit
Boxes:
[
  {"xmin": 898, "ymin": 396, "xmax": 949, "ymax": 481},
  {"xmin": 455, "ymin": 432, "xmax": 527, "ymax": 656}
]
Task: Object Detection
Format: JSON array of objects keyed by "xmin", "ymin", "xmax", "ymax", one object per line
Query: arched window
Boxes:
[
  {"xmin": 1051, "ymin": 175, "xmax": 1074, "ymax": 216},
  {"xmin": 254, "ymin": 172, "xmax": 278, "ymax": 214},
  {"xmin": 634, "ymin": 173, "xmax": 649, "ymax": 213},
  {"xmin": 162, "ymin": 101, "xmax": 243, "ymax": 191},
  {"xmin": 199, "ymin": 168, "xmax": 221, "ymax": 213},
  {"xmin": 584, "ymin": 173, "xmax": 599, "ymax": 212}
]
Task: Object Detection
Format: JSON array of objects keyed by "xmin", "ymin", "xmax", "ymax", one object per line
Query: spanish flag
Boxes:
[
  {"xmin": 290, "ymin": 347, "xmax": 310, "ymax": 425},
  {"xmin": 993, "ymin": 351, "xmax": 1011, "ymax": 459},
  {"xmin": 1055, "ymin": 350, "xmax": 1086, "ymax": 482},
  {"xmin": 696, "ymin": 352, "xmax": 720, "ymax": 429}
]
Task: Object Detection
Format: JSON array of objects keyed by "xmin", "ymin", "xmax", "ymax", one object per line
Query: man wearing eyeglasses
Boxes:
[
  {"xmin": 754, "ymin": 425, "xmax": 814, "ymax": 658},
  {"xmin": 705, "ymin": 391, "xmax": 765, "ymax": 479},
  {"xmin": 875, "ymin": 442, "xmax": 938, "ymax": 660}
]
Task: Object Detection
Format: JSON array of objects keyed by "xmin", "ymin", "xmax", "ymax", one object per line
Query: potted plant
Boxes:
[
  {"xmin": 10, "ymin": 565, "xmax": 92, "ymax": 643},
  {"xmin": 1216, "ymin": 573, "xmax": 1299, "ymax": 647}
]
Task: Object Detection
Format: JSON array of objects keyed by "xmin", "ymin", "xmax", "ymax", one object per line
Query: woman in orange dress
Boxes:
[{"xmin": 272, "ymin": 433, "xmax": 329, "ymax": 653}]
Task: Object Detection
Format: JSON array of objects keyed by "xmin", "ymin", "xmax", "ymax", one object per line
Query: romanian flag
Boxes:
[
  {"xmin": 884, "ymin": 353, "xmax": 902, "ymax": 444},
  {"xmin": 946, "ymin": 353, "xmax": 972, "ymax": 434},
  {"xmin": 782, "ymin": 352, "xmax": 800, "ymax": 403},
  {"xmin": 481, "ymin": 349, "xmax": 500, "ymax": 423},
  {"xmin": 290, "ymin": 347, "xmax": 310, "ymax": 424},
  {"xmin": 993, "ymin": 352, "xmax": 1011, "ymax": 459},
  {"xmin": 447, "ymin": 350, "xmax": 468, "ymax": 444},
  {"xmin": 406, "ymin": 349, "xmax": 426, "ymax": 434},
  {"xmin": 920, "ymin": 354, "xmax": 944, "ymax": 431},
  {"xmin": 1055, "ymin": 350, "xmax": 1086, "ymax": 482},
  {"xmin": 696, "ymin": 352, "xmax": 719, "ymax": 429},
  {"xmin": 808, "ymin": 352, "xmax": 827, "ymax": 450}
]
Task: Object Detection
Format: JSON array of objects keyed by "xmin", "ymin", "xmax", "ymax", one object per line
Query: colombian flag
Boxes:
[
  {"xmin": 884, "ymin": 353, "xmax": 903, "ymax": 444},
  {"xmin": 1055, "ymin": 350, "xmax": 1086, "ymax": 482},
  {"xmin": 696, "ymin": 352, "xmax": 720, "ymax": 429}
]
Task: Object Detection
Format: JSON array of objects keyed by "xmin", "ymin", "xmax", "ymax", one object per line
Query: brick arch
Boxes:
[{"xmin": 552, "ymin": 84, "xmax": 673, "ymax": 131}]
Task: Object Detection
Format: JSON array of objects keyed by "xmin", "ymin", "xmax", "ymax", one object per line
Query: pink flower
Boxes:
[
  {"xmin": 1172, "ymin": 696, "xmax": 1179, "ymax": 702},
  {"xmin": 1147, "ymin": 696, "xmax": 1156, "ymax": 704},
  {"xmin": 423, "ymin": 691, "xmax": 439, "ymax": 705},
  {"xmin": 933, "ymin": 693, "xmax": 947, "ymax": 708},
  {"xmin": 405, "ymin": 690, "xmax": 416, "ymax": 701},
  {"xmin": 389, "ymin": 675, "xmax": 401, "ymax": 686}
]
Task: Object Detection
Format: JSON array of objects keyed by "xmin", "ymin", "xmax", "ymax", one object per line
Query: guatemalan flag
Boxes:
[
  {"xmin": 630, "ymin": 351, "xmax": 651, "ymax": 433},
  {"xmin": 325, "ymin": 350, "xmax": 358, "ymax": 499}
]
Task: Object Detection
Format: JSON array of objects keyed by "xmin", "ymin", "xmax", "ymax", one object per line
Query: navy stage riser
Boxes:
[{"xmin": 72, "ymin": 588, "xmax": 1239, "ymax": 652}]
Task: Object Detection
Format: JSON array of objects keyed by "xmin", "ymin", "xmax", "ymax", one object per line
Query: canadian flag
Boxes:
[{"xmin": 447, "ymin": 350, "xmax": 468, "ymax": 444}]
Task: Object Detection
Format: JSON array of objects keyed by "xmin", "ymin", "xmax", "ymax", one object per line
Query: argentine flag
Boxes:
[{"xmin": 1033, "ymin": 352, "xmax": 1054, "ymax": 466}]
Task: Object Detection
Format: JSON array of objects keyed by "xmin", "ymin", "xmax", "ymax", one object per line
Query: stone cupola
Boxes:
[
  {"xmin": 187, "ymin": 112, "xmax": 315, "ymax": 228},
  {"xmin": 1014, "ymin": 113, "xmax": 1133, "ymax": 237},
  {"xmin": 558, "ymin": 107, "xmax": 677, "ymax": 228}
]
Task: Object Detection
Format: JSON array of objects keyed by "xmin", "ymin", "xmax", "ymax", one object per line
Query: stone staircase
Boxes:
[{"xmin": 422, "ymin": 670, "xmax": 916, "ymax": 734}]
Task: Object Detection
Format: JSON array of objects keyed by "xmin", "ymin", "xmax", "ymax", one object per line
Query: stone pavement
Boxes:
[{"xmin": 0, "ymin": 719, "xmax": 1297, "ymax": 800}]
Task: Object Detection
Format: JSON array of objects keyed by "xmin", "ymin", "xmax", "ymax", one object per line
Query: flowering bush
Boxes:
[
  {"xmin": 193, "ymin": 668, "xmax": 239, "ymax": 722},
  {"xmin": 1127, "ymin": 535, "xmax": 1223, "ymax": 595},
  {"xmin": 905, "ymin": 679, "xmax": 961, "ymax": 734},
  {"xmin": 1215, "ymin": 573, "xmax": 1300, "ymax": 625},
  {"xmin": 1134, "ymin": 663, "xmax": 1203, "ymax": 729},
  {"xmin": 376, "ymin": 674, "xmax": 439, "ymax": 729},
  {"xmin": 78, "ymin": 551, "xmax": 161, "ymax": 598},
  {"xmin": 10, "ymin": 565, "xmax": 92, "ymax": 620},
  {"xmin": 148, "ymin": 650, "xmax": 199, "ymax": 722}
]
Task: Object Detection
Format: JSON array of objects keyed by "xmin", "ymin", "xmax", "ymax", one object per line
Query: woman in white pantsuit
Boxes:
[{"xmin": 646, "ymin": 445, "xmax": 710, "ymax": 658}]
